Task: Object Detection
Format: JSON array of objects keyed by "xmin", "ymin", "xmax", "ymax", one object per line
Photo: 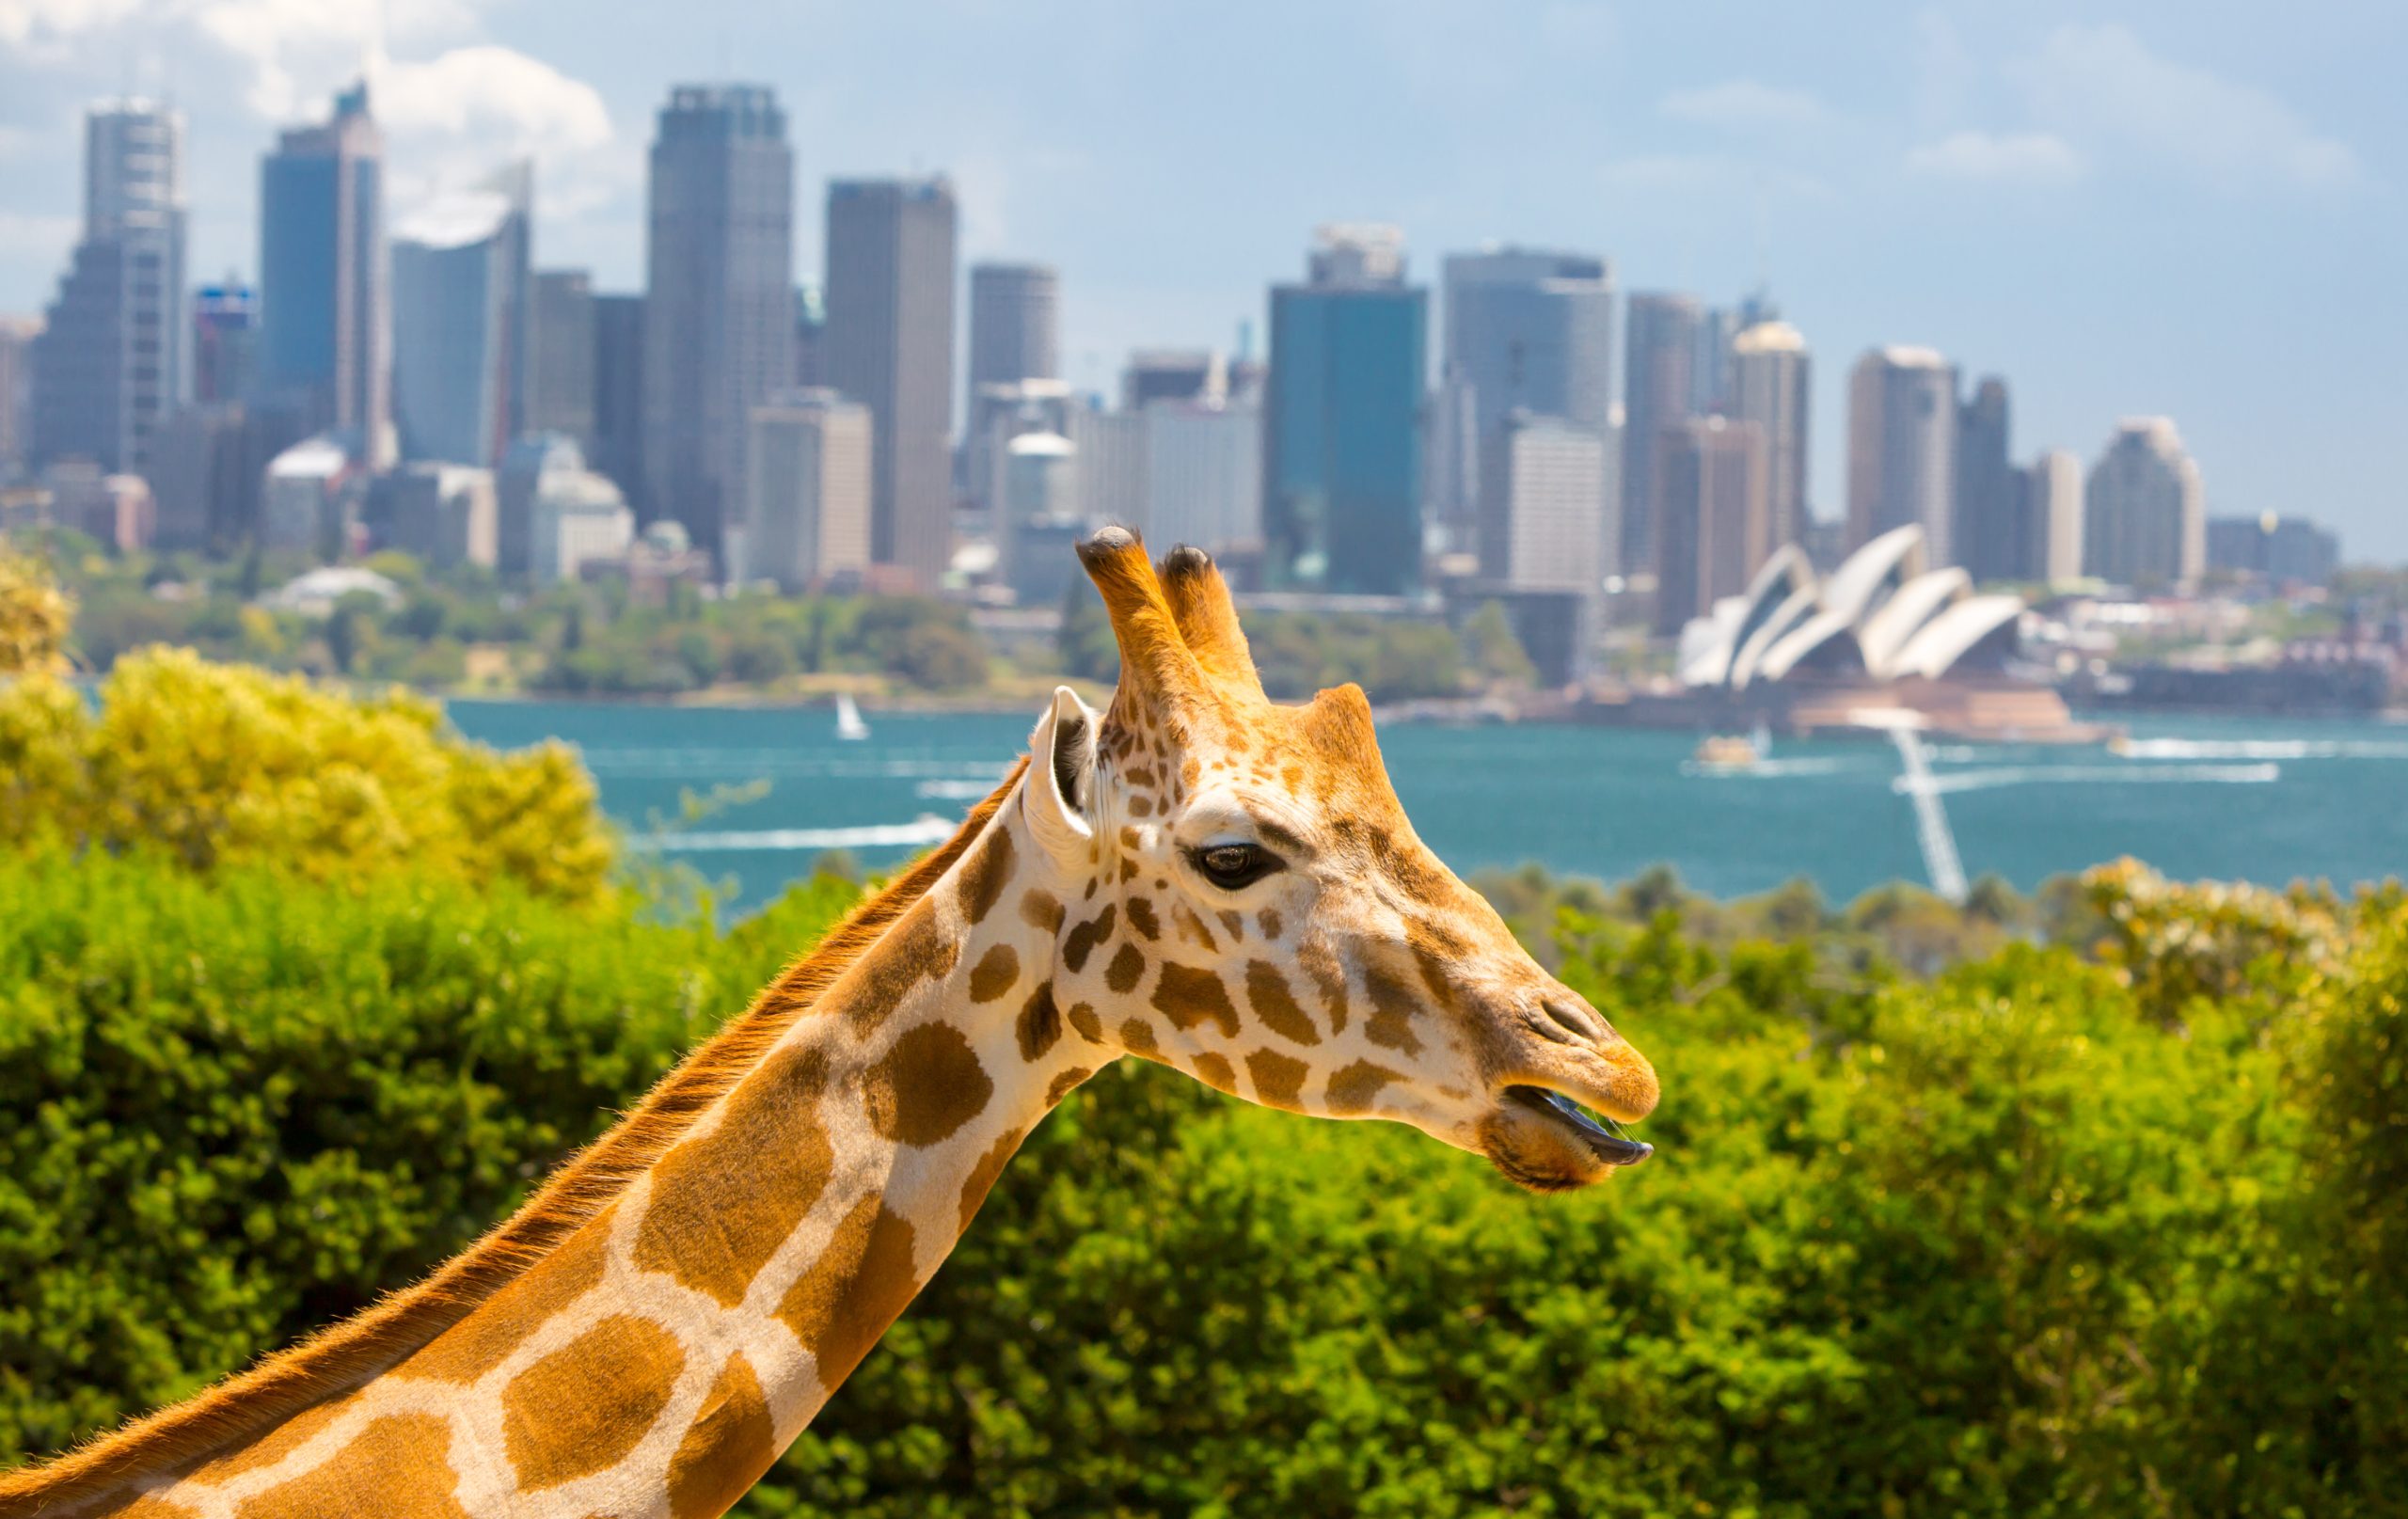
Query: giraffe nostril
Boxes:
[{"xmin": 1538, "ymin": 995, "xmax": 1609, "ymax": 1045}]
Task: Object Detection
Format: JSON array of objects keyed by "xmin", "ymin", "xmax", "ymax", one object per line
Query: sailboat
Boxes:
[{"xmin": 834, "ymin": 692, "xmax": 870, "ymax": 742}]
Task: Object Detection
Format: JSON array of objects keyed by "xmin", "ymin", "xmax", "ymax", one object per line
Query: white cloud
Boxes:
[
  {"xmin": 375, "ymin": 46, "xmax": 627, "ymax": 226},
  {"xmin": 1597, "ymin": 152, "xmax": 1829, "ymax": 201},
  {"xmin": 2014, "ymin": 24, "xmax": 2360, "ymax": 190},
  {"xmin": 1660, "ymin": 79, "xmax": 1826, "ymax": 131},
  {"xmin": 1905, "ymin": 130, "xmax": 2084, "ymax": 186}
]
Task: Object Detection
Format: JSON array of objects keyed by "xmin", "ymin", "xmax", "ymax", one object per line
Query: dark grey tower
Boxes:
[
  {"xmin": 642, "ymin": 84, "xmax": 795, "ymax": 557},
  {"xmin": 1620, "ymin": 292, "xmax": 1703, "ymax": 580},
  {"xmin": 1954, "ymin": 375, "xmax": 2024, "ymax": 581},
  {"xmin": 825, "ymin": 176, "xmax": 958, "ymax": 589},
  {"xmin": 967, "ymin": 261, "xmax": 1058, "ymax": 401}
]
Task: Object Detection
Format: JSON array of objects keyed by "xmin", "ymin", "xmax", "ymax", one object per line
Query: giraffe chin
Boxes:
[{"xmin": 1477, "ymin": 1086, "xmax": 1656, "ymax": 1194}]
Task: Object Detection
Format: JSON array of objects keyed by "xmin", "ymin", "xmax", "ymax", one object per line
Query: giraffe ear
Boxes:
[{"xmin": 1024, "ymin": 684, "xmax": 1100, "ymax": 865}]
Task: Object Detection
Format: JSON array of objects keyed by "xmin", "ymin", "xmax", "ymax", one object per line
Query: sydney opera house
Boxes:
[{"xmin": 1606, "ymin": 524, "xmax": 2090, "ymax": 740}]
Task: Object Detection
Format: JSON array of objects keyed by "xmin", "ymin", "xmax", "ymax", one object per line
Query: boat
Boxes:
[
  {"xmin": 834, "ymin": 692, "xmax": 870, "ymax": 742},
  {"xmin": 1692, "ymin": 733, "xmax": 1761, "ymax": 767}
]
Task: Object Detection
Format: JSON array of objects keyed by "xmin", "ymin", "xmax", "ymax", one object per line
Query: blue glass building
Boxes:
[
  {"xmin": 1262, "ymin": 227, "xmax": 1427, "ymax": 596},
  {"xmin": 258, "ymin": 83, "xmax": 388, "ymax": 451}
]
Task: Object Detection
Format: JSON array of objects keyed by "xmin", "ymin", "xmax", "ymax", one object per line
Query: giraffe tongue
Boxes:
[{"xmin": 1514, "ymin": 1085, "xmax": 1654, "ymax": 1166}]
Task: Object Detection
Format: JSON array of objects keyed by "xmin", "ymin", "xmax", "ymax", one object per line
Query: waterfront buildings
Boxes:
[
  {"xmin": 261, "ymin": 434, "xmax": 361, "ymax": 558},
  {"xmin": 1620, "ymin": 292, "xmax": 1703, "ymax": 579},
  {"xmin": 259, "ymin": 84, "xmax": 388, "ymax": 456},
  {"xmin": 746, "ymin": 388, "xmax": 873, "ymax": 592},
  {"xmin": 528, "ymin": 269, "xmax": 597, "ymax": 451},
  {"xmin": 530, "ymin": 468, "xmax": 636, "ymax": 585},
  {"xmin": 643, "ymin": 85, "xmax": 795, "ymax": 558},
  {"xmin": 1439, "ymin": 246, "xmax": 1614, "ymax": 562},
  {"xmin": 149, "ymin": 399, "xmax": 306, "ymax": 552},
  {"xmin": 390, "ymin": 165, "xmax": 531, "ymax": 467},
  {"xmin": 1002, "ymin": 430, "xmax": 1081, "ymax": 606},
  {"xmin": 2208, "ymin": 513, "xmax": 2340, "ymax": 585},
  {"xmin": 1846, "ymin": 345, "xmax": 1957, "ymax": 564},
  {"xmin": 1263, "ymin": 224, "xmax": 1427, "ymax": 596},
  {"xmin": 2084, "ymin": 418, "xmax": 2205, "ymax": 590},
  {"xmin": 2028, "ymin": 449, "xmax": 2086, "ymax": 583},
  {"xmin": 1727, "ymin": 320, "xmax": 1810, "ymax": 554},
  {"xmin": 1143, "ymin": 400, "xmax": 1262, "ymax": 558},
  {"xmin": 824, "ymin": 175, "xmax": 958, "ymax": 589},
  {"xmin": 1653, "ymin": 415, "xmax": 1770, "ymax": 636},
  {"xmin": 31, "ymin": 100, "xmax": 187, "ymax": 475},
  {"xmin": 382, "ymin": 462, "xmax": 497, "ymax": 569}
]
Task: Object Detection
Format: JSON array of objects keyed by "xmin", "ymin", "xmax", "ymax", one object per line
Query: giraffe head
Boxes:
[{"xmin": 1023, "ymin": 528, "xmax": 1658, "ymax": 1192}]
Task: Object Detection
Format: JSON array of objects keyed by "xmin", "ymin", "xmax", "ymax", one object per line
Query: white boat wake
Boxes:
[
  {"xmin": 1894, "ymin": 762, "xmax": 2282, "ymax": 797},
  {"xmin": 635, "ymin": 816, "xmax": 958, "ymax": 852}
]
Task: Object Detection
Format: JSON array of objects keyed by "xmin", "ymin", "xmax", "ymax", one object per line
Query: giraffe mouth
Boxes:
[{"xmin": 1503, "ymin": 1085, "xmax": 1654, "ymax": 1167}]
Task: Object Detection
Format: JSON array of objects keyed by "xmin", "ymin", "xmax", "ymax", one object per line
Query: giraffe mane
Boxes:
[{"xmin": 0, "ymin": 756, "xmax": 1030, "ymax": 1513}]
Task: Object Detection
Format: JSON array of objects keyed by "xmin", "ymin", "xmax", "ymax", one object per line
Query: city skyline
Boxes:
[{"xmin": 0, "ymin": 4, "xmax": 2398, "ymax": 557}]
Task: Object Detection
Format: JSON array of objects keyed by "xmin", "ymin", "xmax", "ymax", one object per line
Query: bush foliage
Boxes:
[{"xmin": 0, "ymin": 842, "xmax": 2401, "ymax": 1515}]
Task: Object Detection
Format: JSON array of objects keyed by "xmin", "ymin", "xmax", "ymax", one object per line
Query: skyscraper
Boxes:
[
  {"xmin": 1954, "ymin": 375, "xmax": 2025, "ymax": 582},
  {"xmin": 1620, "ymin": 293, "xmax": 1703, "ymax": 578},
  {"xmin": 1727, "ymin": 320, "xmax": 1810, "ymax": 552},
  {"xmin": 2084, "ymin": 418, "xmax": 2205, "ymax": 590},
  {"xmin": 1653, "ymin": 416, "xmax": 1769, "ymax": 636},
  {"xmin": 747, "ymin": 388, "xmax": 873, "ymax": 592},
  {"xmin": 30, "ymin": 100, "xmax": 186, "ymax": 475},
  {"xmin": 824, "ymin": 176, "xmax": 958, "ymax": 588},
  {"xmin": 591, "ymin": 293, "xmax": 644, "ymax": 509},
  {"xmin": 390, "ymin": 164, "xmax": 531, "ymax": 467},
  {"xmin": 0, "ymin": 316, "xmax": 41, "ymax": 477},
  {"xmin": 1846, "ymin": 346, "xmax": 1957, "ymax": 563},
  {"xmin": 2027, "ymin": 449, "xmax": 2084, "ymax": 583},
  {"xmin": 1123, "ymin": 350, "xmax": 1224, "ymax": 410},
  {"xmin": 967, "ymin": 261, "xmax": 1058, "ymax": 403},
  {"xmin": 1262, "ymin": 225, "xmax": 1427, "ymax": 596},
  {"xmin": 1480, "ymin": 412, "xmax": 1606, "ymax": 596},
  {"xmin": 528, "ymin": 270, "xmax": 597, "ymax": 450},
  {"xmin": 1440, "ymin": 247, "xmax": 1614, "ymax": 556},
  {"xmin": 643, "ymin": 85, "xmax": 795, "ymax": 557},
  {"xmin": 192, "ymin": 284, "xmax": 256, "ymax": 403},
  {"xmin": 259, "ymin": 82, "xmax": 388, "ymax": 455}
]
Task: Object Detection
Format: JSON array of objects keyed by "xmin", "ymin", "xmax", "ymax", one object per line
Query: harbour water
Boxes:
[{"xmin": 445, "ymin": 700, "xmax": 2408, "ymax": 913}]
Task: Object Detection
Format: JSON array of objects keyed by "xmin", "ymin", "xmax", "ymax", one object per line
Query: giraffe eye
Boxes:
[{"xmin": 1192, "ymin": 842, "xmax": 1279, "ymax": 891}]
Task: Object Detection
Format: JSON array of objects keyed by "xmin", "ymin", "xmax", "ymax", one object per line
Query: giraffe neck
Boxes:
[{"xmin": 100, "ymin": 786, "xmax": 1104, "ymax": 1519}]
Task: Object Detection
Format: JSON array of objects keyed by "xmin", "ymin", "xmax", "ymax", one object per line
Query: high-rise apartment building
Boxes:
[
  {"xmin": 528, "ymin": 270, "xmax": 597, "ymax": 451},
  {"xmin": 1654, "ymin": 415, "xmax": 1769, "ymax": 635},
  {"xmin": 643, "ymin": 85, "xmax": 795, "ymax": 558},
  {"xmin": 1479, "ymin": 412, "xmax": 1606, "ymax": 596},
  {"xmin": 591, "ymin": 293, "xmax": 644, "ymax": 508},
  {"xmin": 1262, "ymin": 225, "xmax": 1427, "ymax": 596},
  {"xmin": 1620, "ymin": 293, "xmax": 1703, "ymax": 578},
  {"xmin": 1440, "ymin": 247, "xmax": 1614, "ymax": 558},
  {"xmin": 1727, "ymin": 320, "xmax": 1810, "ymax": 553},
  {"xmin": 31, "ymin": 100, "xmax": 186, "ymax": 475},
  {"xmin": 967, "ymin": 262, "xmax": 1058, "ymax": 403},
  {"xmin": 2084, "ymin": 418, "xmax": 2205, "ymax": 590},
  {"xmin": 192, "ymin": 284, "xmax": 256, "ymax": 403},
  {"xmin": 390, "ymin": 165, "xmax": 531, "ymax": 467},
  {"xmin": 824, "ymin": 176, "xmax": 958, "ymax": 589},
  {"xmin": 746, "ymin": 388, "xmax": 873, "ymax": 592},
  {"xmin": 259, "ymin": 83, "xmax": 388, "ymax": 455},
  {"xmin": 2027, "ymin": 449, "xmax": 2084, "ymax": 583},
  {"xmin": 1954, "ymin": 375, "xmax": 2027, "ymax": 581},
  {"xmin": 1846, "ymin": 346, "xmax": 1957, "ymax": 563},
  {"xmin": 1145, "ymin": 401, "xmax": 1262, "ymax": 556}
]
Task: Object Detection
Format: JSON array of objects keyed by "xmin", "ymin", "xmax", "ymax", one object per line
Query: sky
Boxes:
[{"xmin": 2, "ymin": 1, "xmax": 2402, "ymax": 559}]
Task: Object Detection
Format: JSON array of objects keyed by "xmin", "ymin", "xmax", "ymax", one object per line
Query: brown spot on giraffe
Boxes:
[
  {"xmin": 1327, "ymin": 1060, "xmax": 1402, "ymax": 1115},
  {"xmin": 1065, "ymin": 1001, "xmax": 1102, "ymax": 1042},
  {"xmin": 776, "ymin": 1193, "xmax": 920, "ymax": 1389},
  {"xmin": 1257, "ymin": 908, "xmax": 1283, "ymax": 940},
  {"xmin": 666, "ymin": 1352, "xmax": 778, "ymax": 1519},
  {"xmin": 957, "ymin": 1127, "xmax": 1028, "ymax": 1231},
  {"xmin": 1124, "ymin": 895, "xmax": 1161, "ymax": 941},
  {"xmin": 1062, "ymin": 905, "xmax": 1115, "ymax": 972},
  {"xmin": 1299, "ymin": 937, "xmax": 1350, "ymax": 1034},
  {"xmin": 1244, "ymin": 960, "xmax": 1322, "ymax": 1047},
  {"xmin": 1191, "ymin": 1051, "xmax": 1238, "ymax": 1093},
  {"xmin": 1105, "ymin": 941, "xmax": 1147, "ymax": 993},
  {"xmin": 633, "ymin": 1042, "xmax": 832, "ymax": 1306},
  {"xmin": 405, "ymin": 1203, "xmax": 618, "ymax": 1383},
  {"xmin": 1046, "ymin": 1066, "xmax": 1095, "ymax": 1104},
  {"xmin": 1019, "ymin": 889, "xmax": 1065, "ymax": 934},
  {"xmin": 119, "ymin": 1497, "xmax": 197, "ymax": 1519},
  {"xmin": 1363, "ymin": 965, "xmax": 1426, "ymax": 1056},
  {"xmin": 1128, "ymin": 794, "xmax": 1153, "ymax": 818},
  {"xmin": 1118, "ymin": 1017, "xmax": 1161, "ymax": 1055},
  {"xmin": 1014, "ymin": 980, "xmax": 1063, "ymax": 1061},
  {"xmin": 1151, "ymin": 961, "xmax": 1241, "ymax": 1039},
  {"xmin": 235, "ymin": 1415, "xmax": 469, "ymax": 1519},
  {"xmin": 846, "ymin": 898, "xmax": 959, "ymax": 1033},
  {"xmin": 1217, "ymin": 910, "xmax": 1245, "ymax": 941},
  {"xmin": 967, "ymin": 942, "xmax": 1020, "ymax": 1003},
  {"xmin": 502, "ymin": 1314, "xmax": 685, "ymax": 1491},
  {"xmin": 956, "ymin": 826, "xmax": 1015, "ymax": 926},
  {"xmin": 1245, "ymin": 1048, "xmax": 1309, "ymax": 1110},
  {"xmin": 863, "ymin": 1022, "xmax": 994, "ymax": 1147},
  {"xmin": 1173, "ymin": 903, "xmax": 1219, "ymax": 952}
]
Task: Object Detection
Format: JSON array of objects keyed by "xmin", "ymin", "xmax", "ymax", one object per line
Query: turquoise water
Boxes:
[{"xmin": 445, "ymin": 700, "xmax": 2408, "ymax": 912}]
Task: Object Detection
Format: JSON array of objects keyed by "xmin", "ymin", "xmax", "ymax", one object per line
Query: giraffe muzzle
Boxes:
[{"xmin": 1504, "ymin": 1085, "xmax": 1654, "ymax": 1166}]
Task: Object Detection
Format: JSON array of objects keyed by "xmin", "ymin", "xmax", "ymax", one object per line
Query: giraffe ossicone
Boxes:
[{"xmin": 0, "ymin": 531, "xmax": 1658, "ymax": 1519}]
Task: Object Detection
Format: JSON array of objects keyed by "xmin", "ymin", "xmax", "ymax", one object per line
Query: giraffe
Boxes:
[{"xmin": 0, "ymin": 529, "xmax": 1659, "ymax": 1519}]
